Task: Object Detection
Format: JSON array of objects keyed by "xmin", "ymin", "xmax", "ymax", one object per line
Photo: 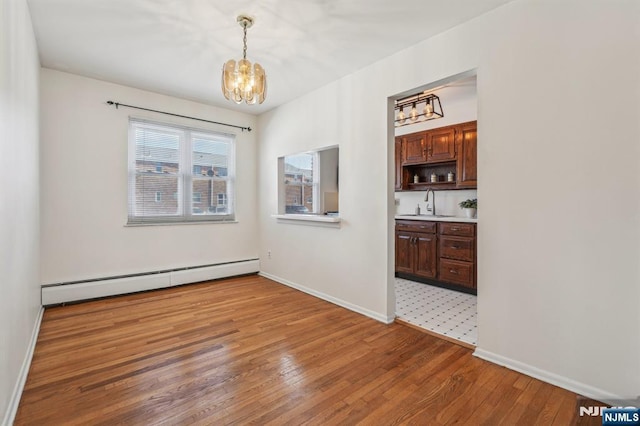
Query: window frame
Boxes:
[{"xmin": 127, "ymin": 117, "xmax": 236, "ymax": 225}]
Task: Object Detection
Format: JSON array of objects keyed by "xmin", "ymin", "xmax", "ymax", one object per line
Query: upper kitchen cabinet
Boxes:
[
  {"xmin": 400, "ymin": 132, "xmax": 428, "ymax": 165},
  {"xmin": 455, "ymin": 121, "xmax": 477, "ymax": 189},
  {"xmin": 401, "ymin": 126, "xmax": 457, "ymax": 165},
  {"xmin": 394, "ymin": 137, "xmax": 403, "ymax": 190},
  {"xmin": 426, "ymin": 126, "xmax": 456, "ymax": 163},
  {"xmin": 395, "ymin": 121, "xmax": 477, "ymax": 190}
]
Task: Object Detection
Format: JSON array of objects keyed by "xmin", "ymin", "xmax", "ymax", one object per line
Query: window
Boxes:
[
  {"xmin": 283, "ymin": 152, "xmax": 318, "ymax": 214},
  {"xmin": 128, "ymin": 118, "xmax": 235, "ymax": 224},
  {"xmin": 278, "ymin": 146, "xmax": 339, "ymax": 216}
]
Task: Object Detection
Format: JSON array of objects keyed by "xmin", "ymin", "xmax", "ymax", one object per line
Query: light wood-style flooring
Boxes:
[{"xmin": 16, "ymin": 275, "xmax": 591, "ymax": 425}]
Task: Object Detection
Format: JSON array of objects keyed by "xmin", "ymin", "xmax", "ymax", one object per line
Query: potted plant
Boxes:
[{"xmin": 459, "ymin": 198, "xmax": 477, "ymax": 218}]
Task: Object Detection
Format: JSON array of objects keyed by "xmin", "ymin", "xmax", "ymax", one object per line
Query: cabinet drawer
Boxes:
[
  {"xmin": 395, "ymin": 220, "xmax": 436, "ymax": 234},
  {"xmin": 439, "ymin": 236, "xmax": 474, "ymax": 262},
  {"xmin": 438, "ymin": 222, "xmax": 475, "ymax": 237},
  {"xmin": 439, "ymin": 259, "xmax": 474, "ymax": 288}
]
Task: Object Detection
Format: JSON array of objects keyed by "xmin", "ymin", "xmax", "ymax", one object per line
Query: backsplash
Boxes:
[{"xmin": 395, "ymin": 189, "xmax": 478, "ymax": 217}]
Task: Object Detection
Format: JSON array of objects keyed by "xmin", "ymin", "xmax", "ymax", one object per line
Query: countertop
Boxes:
[{"xmin": 395, "ymin": 214, "xmax": 478, "ymax": 223}]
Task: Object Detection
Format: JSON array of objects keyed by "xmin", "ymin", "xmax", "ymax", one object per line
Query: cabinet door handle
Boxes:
[
  {"xmin": 451, "ymin": 227, "xmax": 460, "ymax": 231},
  {"xmin": 449, "ymin": 269, "xmax": 458, "ymax": 274},
  {"xmin": 451, "ymin": 246, "xmax": 460, "ymax": 250}
]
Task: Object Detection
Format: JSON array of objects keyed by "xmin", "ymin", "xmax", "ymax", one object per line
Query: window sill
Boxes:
[
  {"xmin": 126, "ymin": 220, "xmax": 238, "ymax": 227},
  {"xmin": 272, "ymin": 214, "xmax": 341, "ymax": 225}
]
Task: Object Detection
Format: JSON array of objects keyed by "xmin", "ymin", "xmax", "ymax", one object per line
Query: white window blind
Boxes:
[{"xmin": 128, "ymin": 118, "xmax": 236, "ymax": 224}]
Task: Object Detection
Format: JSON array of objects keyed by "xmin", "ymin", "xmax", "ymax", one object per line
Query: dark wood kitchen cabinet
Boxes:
[
  {"xmin": 427, "ymin": 126, "xmax": 456, "ymax": 163},
  {"xmin": 456, "ymin": 121, "xmax": 477, "ymax": 189},
  {"xmin": 394, "ymin": 137, "xmax": 403, "ymax": 190},
  {"xmin": 396, "ymin": 219, "xmax": 477, "ymax": 294},
  {"xmin": 438, "ymin": 222, "xmax": 476, "ymax": 289},
  {"xmin": 400, "ymin": 126, "xmax": 457, "ymax": 166},
  {"xmin": 395, "ymin": 121, "xmax": 476, "ymax": 190},
  {"xmin": 395, "ymin": 220, "xmax": 437, "ymax": 279},
  {"xmin": 400, "ymin": 132, "xmax": 428, "ymax": 165}
]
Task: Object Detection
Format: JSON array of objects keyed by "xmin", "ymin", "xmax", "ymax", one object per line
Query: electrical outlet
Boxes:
[{"xmin": 267, "ymin": 250, "xmax": 271, "ymax": 259}]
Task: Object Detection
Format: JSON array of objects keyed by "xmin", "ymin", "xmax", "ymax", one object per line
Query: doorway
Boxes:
[{"xmin": 390, "ymin": 70, "xmax": 478, "ymax": 347}]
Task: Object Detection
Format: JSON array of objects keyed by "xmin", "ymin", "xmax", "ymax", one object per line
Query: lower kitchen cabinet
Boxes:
[
  {"xmin": 395, "ymin": 219, "xmax": 477, "ymax": 294},
  {"xmin": 395, "ymin": 221, "xmax": 437, "ymax": 279}
]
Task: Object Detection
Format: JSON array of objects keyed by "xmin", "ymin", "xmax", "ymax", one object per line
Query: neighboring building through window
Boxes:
[
  {"xmin": 283, "ymin": 152, "xmax": 317, "ymax": 214},
  {"xmin": 278, "ymin": 146, "xmax": 339, "ymax": 216},
  {"xmin": 128, "ymin": 118, "xmax": 236, "ymax": 224}
]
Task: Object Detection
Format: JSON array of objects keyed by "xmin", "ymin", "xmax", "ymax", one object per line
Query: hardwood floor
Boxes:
[{"xmin": 16, "ymin": 275, "xmax": 589, "ymax": 425}]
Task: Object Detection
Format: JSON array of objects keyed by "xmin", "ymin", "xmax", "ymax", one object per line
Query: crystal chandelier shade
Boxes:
[{"xmin": 221, "ymin": 15, "xmax": 267, "ymax": 105}]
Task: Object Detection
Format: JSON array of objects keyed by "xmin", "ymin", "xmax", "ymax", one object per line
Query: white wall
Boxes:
[
  {"xmin": 40, "ymin": 69, "xmax": 259, "ymax": 284},
  {"xmin": 258, "ymin": 0, "xmax": 640, "ymax": 402},
  {"xmin": 0, "ymin": 0, "xmax": 41, "ymax": 422}
]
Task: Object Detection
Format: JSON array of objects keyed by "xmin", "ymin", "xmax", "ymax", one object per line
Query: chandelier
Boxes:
[
  {"xmin": 395, "ymin": 93, "xmax": 443, "ymax": 127},
  {"xmin": 221, "ymin": 15, "xmax": 267, "ymax": 105}
]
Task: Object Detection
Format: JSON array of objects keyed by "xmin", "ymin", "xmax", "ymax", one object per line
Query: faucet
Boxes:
[{"xmin": 424, "ymin": 189, "xmax": 436, "ymax": 216}]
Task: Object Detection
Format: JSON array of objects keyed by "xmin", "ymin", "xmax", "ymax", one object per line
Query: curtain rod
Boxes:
[{"xmin": 106, "ymin": 101, "xmax": 252, "ymax": 132}]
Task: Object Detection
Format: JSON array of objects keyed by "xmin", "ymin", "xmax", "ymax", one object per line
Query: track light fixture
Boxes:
[{"xmin": 395, "ymin": 93, "xmax": 443, "ymax": 127}]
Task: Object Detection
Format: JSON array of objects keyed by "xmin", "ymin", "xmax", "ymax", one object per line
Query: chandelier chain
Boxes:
[{"xmin": 242, "ymin": 24, "xmax": 247, "ymax": 60}]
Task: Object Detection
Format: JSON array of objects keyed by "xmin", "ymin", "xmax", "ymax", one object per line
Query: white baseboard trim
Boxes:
[
  {"xmin": 42, "ymin": 259, "xmax": 260, "ymax": 305},
  {"xmin": 2, "ymin": 306, "xmax": 44, "ymax": 426},
  {"xmin": 473, "ymin": 348, "xmax": 632, "ymax": 406},
  {"xmin": 259, "ymin": 272, "xmax": 394, "ymax": 324}
]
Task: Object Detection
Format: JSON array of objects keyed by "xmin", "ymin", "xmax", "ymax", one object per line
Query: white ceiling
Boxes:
[{"xmin": 27, "ymin": 0, "xmax": 512, "ymax": 115}]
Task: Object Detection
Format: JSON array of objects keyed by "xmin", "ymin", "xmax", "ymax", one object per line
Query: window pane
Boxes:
[
  {"xmin": 135, "ymin": 174, "xmax": 179, "ymax": 216},
  {"xmin": 192, "ymin": 178, "xmax": 228, "ymax": 214},
  {"xmin": 135, "ymin": 127, "xmax": 180, "ymax": 174},
  {"xmin": 133, "ymin": 125, "xmax": 181, "ymax": 217},
  {"xmin": 284, "ymin": 153, "xmax": 314, "ymax": 213},
  {"xmin": 192, "ymin": 136, "xmax": 229, "ymax": 177}
]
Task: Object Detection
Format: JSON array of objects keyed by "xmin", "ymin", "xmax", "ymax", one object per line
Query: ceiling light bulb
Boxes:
[
  {"xmin": 424, "ymin": 99, "xmax": 434, "ymax": 118},
  {"xmin": 410, "ymin": 103, "xmax": 418, "ymax": 121},
  {"xmin": 397, "ymin": 108, "xmax": 406, "ymax": 125}
]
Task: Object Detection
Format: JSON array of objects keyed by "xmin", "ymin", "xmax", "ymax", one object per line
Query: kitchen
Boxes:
[{"xmin": 393, "ymin": 73, "xmax": 478, "ymax": 346}]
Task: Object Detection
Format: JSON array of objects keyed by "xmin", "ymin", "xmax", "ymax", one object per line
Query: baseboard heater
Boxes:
[{"xmin": 41, "ymin": 259, "xmax": 260, "ymax": 306}]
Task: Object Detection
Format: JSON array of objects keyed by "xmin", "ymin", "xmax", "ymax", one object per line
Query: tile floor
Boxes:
[{"xmin": 395, "ymin": 277, "xmax": 477, "ymax": 346}]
